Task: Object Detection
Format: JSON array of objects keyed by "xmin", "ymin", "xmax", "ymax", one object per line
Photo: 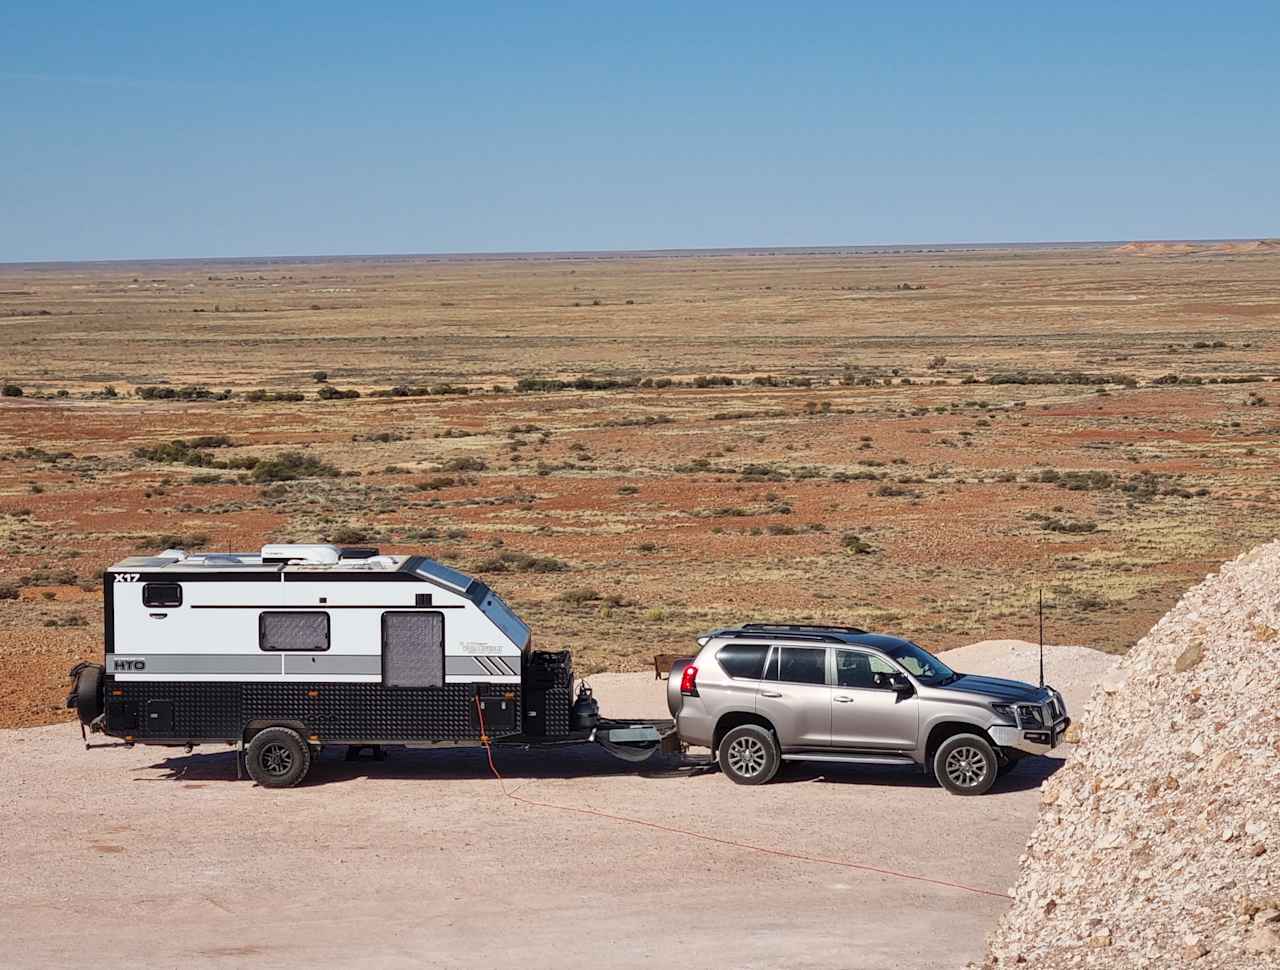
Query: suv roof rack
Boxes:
[
  {"xmin": 741, "ymin": 622, "xmax": 869, "ymax": 635},
  {"xmin": 715, "ymin": 629, "xmax": 849, "ymax": 645}
]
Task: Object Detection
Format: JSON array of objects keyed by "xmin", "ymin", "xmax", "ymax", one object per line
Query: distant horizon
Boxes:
[{"xmin": 2, "ymin": 236, "xmax": 1273, "ymax": 270}]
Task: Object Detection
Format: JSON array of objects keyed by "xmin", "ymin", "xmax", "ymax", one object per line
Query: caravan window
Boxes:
[
  {"xmin": 382, "ymin": 611, "xmax": 445, "ymax": 688},
  {"xmin": 259, "ymin": 612, "xmax": 330, "ymax": 652},
  {"xmin": 142, "ymin": 583, "xmax": 182, "ymax": 608}
]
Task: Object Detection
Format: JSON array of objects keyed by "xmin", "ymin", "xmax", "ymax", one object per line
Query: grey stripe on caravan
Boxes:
[
  {"xmin": 445, "ymin": 656, "xmax": 519, "ymax": 677},
  {"xmin": 107, "ymin": 654, "xmax": 518, "ymax": 677},
  {"xmin": 283, "ymin": 655, "xmax": 381, "ymax": 675},
  {"xmin": 107, "ymin": 654, "xmax": 282, "ymax": 675}
]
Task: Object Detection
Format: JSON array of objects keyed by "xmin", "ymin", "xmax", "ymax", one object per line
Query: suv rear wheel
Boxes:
[
  {"xmin": 718, "ymin": 724, "xmax": 780, "ymax": 785},
  {"xmin": 933, "ymin": 733, "xmax": 997, "ymax": 796}
]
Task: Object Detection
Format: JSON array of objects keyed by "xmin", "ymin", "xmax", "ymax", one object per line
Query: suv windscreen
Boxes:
[
  {"xmin": 883, "ymin": 641, "xmax": 956, "ymax": 686},
  {"xmin": 764, "ymin": 646, "xmax": 827, "ymax": 685},
  {"xmin": 716, "ymin": 643, "xmax": 770, "ymax": 679}
]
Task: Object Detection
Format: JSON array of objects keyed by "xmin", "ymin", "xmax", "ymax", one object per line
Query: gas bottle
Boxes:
[{"xmin": 571, "ymin": 682, "xmax": 599, "ymax": 730}]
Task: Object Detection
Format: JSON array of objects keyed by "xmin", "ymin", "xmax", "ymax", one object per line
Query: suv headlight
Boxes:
[
  {"xmin": 991, "ymin": 703, "xmax": 1017, "ymax": 724},
  {"xmin": 1018, "ymin": 704, "xmax": 1044, "ymax": 726}
]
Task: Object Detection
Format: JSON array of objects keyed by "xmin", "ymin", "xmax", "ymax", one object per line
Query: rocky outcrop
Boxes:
[{"xmin": 984, "ymin": 542, "xmax": 1280, "ymax": 968}]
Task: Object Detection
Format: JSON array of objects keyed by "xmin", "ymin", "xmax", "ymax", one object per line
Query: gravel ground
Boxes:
[{"xmin": 1, "ymin": 641, "xmax": 1114, "ymax": 970}]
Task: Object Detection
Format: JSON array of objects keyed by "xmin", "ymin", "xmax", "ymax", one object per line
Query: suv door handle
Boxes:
[
  {"xmin": 833, "ymin": 695, "xmax": 854, "ymax": 703},
  {"xmin": 760, "ymin": 691, "xmax": 782, "ymax": 698}
]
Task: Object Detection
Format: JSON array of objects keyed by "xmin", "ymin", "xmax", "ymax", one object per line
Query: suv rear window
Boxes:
[{"xmin": 715, "ymin": 643, "xmax": 769, "ymax": 679}]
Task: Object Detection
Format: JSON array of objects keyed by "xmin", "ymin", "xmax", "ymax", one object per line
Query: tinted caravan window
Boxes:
[
  {"xmin": 259, "ymin": 612, "xmax": 330, "ymax": 652},
  {"xmin": 142, "ymin": 583, "xmax": 182, "ymax": 608}
]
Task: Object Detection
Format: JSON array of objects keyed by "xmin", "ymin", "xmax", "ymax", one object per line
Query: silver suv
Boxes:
[{"xmin": 667, "ymin": 623, "xmax": 1069, "ymax": 795}]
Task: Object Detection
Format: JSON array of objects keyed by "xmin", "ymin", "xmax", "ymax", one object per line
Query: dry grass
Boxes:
[{"xmin": 2, "ymin": 244, "xmax": 1279, "ymax": 724}]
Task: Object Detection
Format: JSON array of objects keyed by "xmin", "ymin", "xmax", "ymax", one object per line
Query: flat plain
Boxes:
[{"xmin": 2, "ymin": 241, "xmax": 1278, "ymax": 727}]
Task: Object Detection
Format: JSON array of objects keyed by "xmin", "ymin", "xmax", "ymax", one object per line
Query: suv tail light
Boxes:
[{"xmin": 680, "ymin": 664, "xmax": 699, "ymax": 697}]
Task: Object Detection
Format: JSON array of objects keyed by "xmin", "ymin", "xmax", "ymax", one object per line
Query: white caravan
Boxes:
[{"xmin": 68, "ymin": 544, "xmax": 673, "ymax": 786}]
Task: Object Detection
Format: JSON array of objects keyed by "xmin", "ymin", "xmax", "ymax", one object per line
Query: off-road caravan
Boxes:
[{"xmin": 67, "ymin": 544, "xmax": 675, "ymax": 786}]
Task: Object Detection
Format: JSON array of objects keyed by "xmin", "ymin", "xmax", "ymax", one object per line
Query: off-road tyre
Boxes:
[
  {"xmin": 933, "ymin": 733, "xmax": 998, "ymax": 796},
  {"xmin": 246, "ymin": 726, "xmax": 312, "ymax": 788},
  {"xmin": 718, "ymin": 724, "xmax": 781, "ymax": 786},
  {"xmin": 69, "ymin": 663, "xmax": 104, "ymax": 725}
]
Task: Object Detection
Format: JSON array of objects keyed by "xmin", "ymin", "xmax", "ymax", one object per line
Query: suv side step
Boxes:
[{"xmin": 781, "ymin": 752, "xmax": 916, "ymax": 766}]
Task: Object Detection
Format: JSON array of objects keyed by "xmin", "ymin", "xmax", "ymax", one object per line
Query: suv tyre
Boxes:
[
  {"xmin": 718, "ymin": 724, "xmax": 780, "ymax": 785},
  {"xmin": 933, "ymin": 733, "xmax": 997, "ymax": 796}
]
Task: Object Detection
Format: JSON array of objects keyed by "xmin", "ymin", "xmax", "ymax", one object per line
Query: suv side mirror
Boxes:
[{"xmin": 879, "ymin": 672, "xmax": 913, "ymax": 696}]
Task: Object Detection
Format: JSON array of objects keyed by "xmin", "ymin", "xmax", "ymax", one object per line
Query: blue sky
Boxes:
[{"xmin": 1, "ymin": 1, "xmax": 1277, "ymax": 261}]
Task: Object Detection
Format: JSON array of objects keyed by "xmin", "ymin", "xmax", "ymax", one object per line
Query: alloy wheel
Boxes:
[
  {"xmin": 727, "ymin": 736, "xmax": 767, "ymax": 778},
  {"xmin": 944, "ymin": 745, "xmax": 988, "ymax": 788}
]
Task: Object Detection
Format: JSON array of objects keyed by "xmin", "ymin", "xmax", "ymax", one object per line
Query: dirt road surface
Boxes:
[{"xmin": 1, "ymin": 642, "xmax": 1116, "ymax": 970}]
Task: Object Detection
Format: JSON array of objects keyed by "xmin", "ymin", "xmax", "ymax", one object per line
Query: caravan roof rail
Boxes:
[{"xmin": 741, "ymin": 622, "xmax": 869, "ymax": 635}]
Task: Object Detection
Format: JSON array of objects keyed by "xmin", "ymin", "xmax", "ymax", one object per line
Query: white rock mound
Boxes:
[{"xmin": 985, "ymin": 542, "xmax": 1280, "ymax": 969}]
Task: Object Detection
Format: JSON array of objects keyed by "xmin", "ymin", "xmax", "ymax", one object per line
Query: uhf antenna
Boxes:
[{"xmin": 1038, "ymin": 588, "xmax": 1045, "ymax": 688}]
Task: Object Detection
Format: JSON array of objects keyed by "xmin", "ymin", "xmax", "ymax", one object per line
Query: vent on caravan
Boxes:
[
  {"xmin": 261, "ymin": 543, "xmax": 342, "ymax": 565},
  {"xmin": 259, "ymin": 544, "xmax": 383, "ymax": 565}
]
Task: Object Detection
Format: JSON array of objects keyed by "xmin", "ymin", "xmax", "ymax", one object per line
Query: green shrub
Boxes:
[
  {"xmin": 133, "ymin": 533, "xmax": 209, "ymax": 551},
  {"xmin": 1, "ymin": 384, "xmax": 23, "ymax": 397},
  {"xmin": 416, "ymin": 476, "xmax": 457, "ymax": 491},
  {"xmin": 317, "ymin": 385, "xmax": 360, "ymax": 400},
  {"xmin": 1040, "ymin": 518, "xmax": 1097, "ymax": 534},
  {"xmin": 326, "ymin": 525, "xmax": 372, "ymax": 544},
  {"xmin": 249, "ymin": 451, "xmax": 341, "ymax": 483},
  {"xmin": 559, "ymin": 587, "xmax": 601, "ymax": 605},
  {"xmin": 841, "ymin": 532, "xmax": 875, "ymax": 554},
  {"xmin": 136, "ymin": 385, "xmax": 230, "ymax": 400},
  {"xmin": 473, "ymin": 551, "xmax": 569, "ymax": 574},
  {"xmin": 244, "ymin": 389, "xmax": 305, "ymax": 402},
  {"xmin": 441, "ymin": 456, "xmax": 487, "ymax": 472}
]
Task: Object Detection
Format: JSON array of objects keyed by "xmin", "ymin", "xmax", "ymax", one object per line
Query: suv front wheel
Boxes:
[
  {"xmin": 933, "ymin": 733, "xmax": 998, "ymax": 796},
  {"xmin": 718, "ymin": 724, "xmax": 781, "ymax": 785}
]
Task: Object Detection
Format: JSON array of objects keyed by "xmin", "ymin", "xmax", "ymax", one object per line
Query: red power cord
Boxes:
[{"xmin": 472, "ymin": 696, "xmax": 1007, "ymax": 900}]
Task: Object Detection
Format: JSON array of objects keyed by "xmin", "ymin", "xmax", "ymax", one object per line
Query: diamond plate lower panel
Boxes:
[{"xmin": 105, "ymin": 676, "xmax": 520, "ymax": 742}]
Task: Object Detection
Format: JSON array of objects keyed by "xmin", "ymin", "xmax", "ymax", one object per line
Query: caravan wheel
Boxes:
[{"xmin": 246, "ymin": 727, "xmax": 312, "ymax": 788}]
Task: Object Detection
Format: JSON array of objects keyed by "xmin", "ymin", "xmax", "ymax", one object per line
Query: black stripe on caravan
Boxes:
[
  {"xmin": 112, "ymin": 571, "xmax": 282, "ymax": 583},
  {"xmin": 107, "ymin": 571, "xmax": 428, "ymax": 584},
  {"xmin": 284, "ymin": 572, "xmax": 422, "ymax": 582},
  {"xmin": 190, "ymin": 604, "xmax": 468, "ymax": 610},
  {"xmin": 103, "ymin": 570, "xmax": 115, "ymax": 654}
]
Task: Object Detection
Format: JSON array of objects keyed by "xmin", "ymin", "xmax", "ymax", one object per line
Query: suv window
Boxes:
[
  {"xmin": 764, "ymin": 646, "xmax": 827, "ymax": 685},
  {"xmin": 716, "ymin": 643, "xmax": 770, "ymax": 679},
  {"xmin": 835, "ymin": 650, "xmax": 898, "ymax": 689}
]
